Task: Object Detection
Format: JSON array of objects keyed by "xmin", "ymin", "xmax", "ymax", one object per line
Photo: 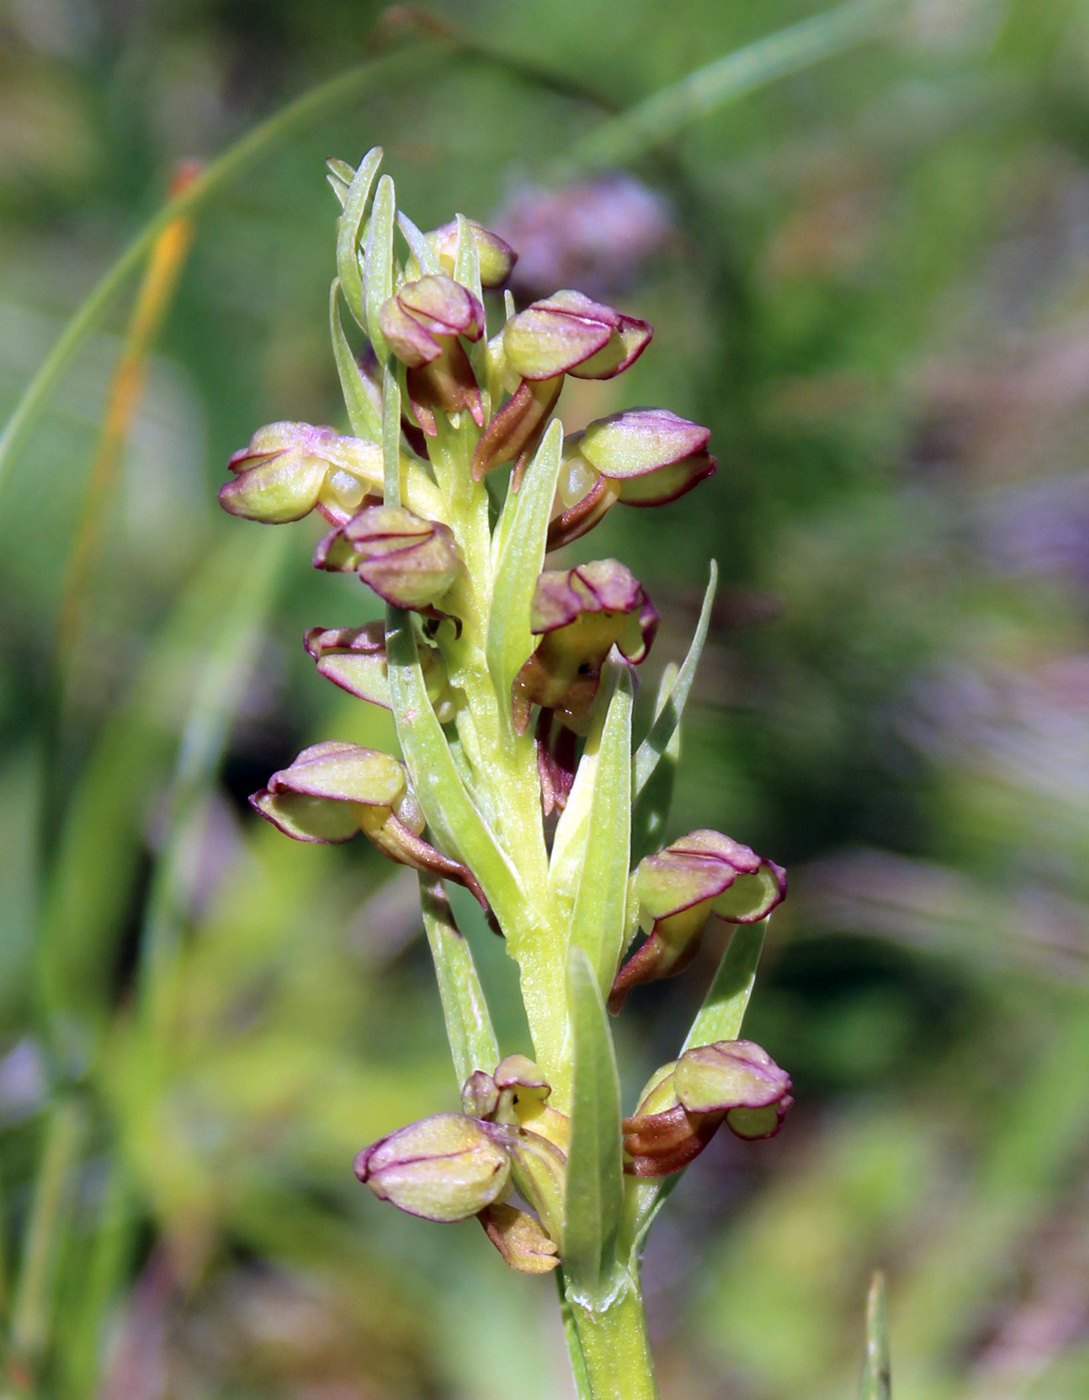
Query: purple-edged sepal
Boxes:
[
  {"xmin": 471, "ymin": 291, "xmax": 652, "ymax": 481},
  {"xmin": 548, "ymin": 408, "xmax": 716, "ymax": 549},
  {"xmin": 303, "ymin": 623, "xmax": 457, "ymax": 722},
  {"xmin": 354, "ymin": 1059, "xmax": 568, "ymax": 1274},
  {"xmin": 250, "ymin": 741, "xmax": 486, "ymax": 907},
  {"xmin": 354, "ymin": 1113, "xmax": 511, "ymax": 1222},
  {"xmin": 511, "ymin": 559, "xmax": 658, "ymax": 734},
  {"xmin": 622, "ymin": 1039, "xmax": 793, "ymax": 1176},
  {"xmin": 428, "ymin": 219, "xmax": 517, "ymax": 288},
  {"xmin": 503, "ymin": 290, "xmax": 651, "ymax": 382},
  {"xmin": 609, "ymin": 829, "xmax": 786, "ymax": 1012},
  {"xmin": 314, "ymin": 504, "xmax": 459, "ymax": 613},
  {"xmin": 219, "ymin": 422, "xmax": 383, "ymax": 525},
  {"xmin": 379, "ymin": 274, "xmax": 485, "ymax": 435}
]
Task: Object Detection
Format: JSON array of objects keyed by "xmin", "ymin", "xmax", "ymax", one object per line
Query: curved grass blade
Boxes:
[
  {"xmin": 0, "ymin": 42, "xmax": 439, "ymax": 504},
  {"xmin": 561, "ymin": 0, "xmax": 896, "ymax": 176},
  {"xmin": 564, "ymin": 948, "xmax": 623, "ymax": 1300},
  {"xmin": 632, "ymin": 560, "xmax": 716, "ymax": 804},
  {"xmin": 568, "ymin": 667, "xmax": 633, "ymax": 999},
  {"xmin": 859, "ymin": 1271, "xmax": 891, "ymax": 1400},
  {"xmin": 418, "ymin": 875, "xmax": 499, "ymax": 1087},
  {"xmin": 487, "ymin": 419, "xmax": 564, "ymax": 713},
  {"xmin": 57, "ymin": 163, "xmax": 198, "ymax": 678}
]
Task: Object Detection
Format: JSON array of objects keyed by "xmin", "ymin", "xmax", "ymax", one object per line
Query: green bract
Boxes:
[{"xmin": 218, "ymin": 146, "xmax": 787, "ymax": 1400}]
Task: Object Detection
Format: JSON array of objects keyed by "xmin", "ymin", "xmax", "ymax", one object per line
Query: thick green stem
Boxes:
[{"xmin": 562, "ymin": 1271, "xmax": 659, "ymax": 1400}]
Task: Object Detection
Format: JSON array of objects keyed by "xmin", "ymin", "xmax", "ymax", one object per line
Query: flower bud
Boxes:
[
  {"xmin": 622, "ymin": 1040, "xmax": 792, "ymax": 1175},
  {"xmin": 304, "ymin": 623, "xmax": 457, "ymax": 722},
  {"xmin": 379, "ymin": 275, "xmax": 485, "ymax": 366},
  {"xmin": 429, "ymin": 218, "xmax": 517, "ymax": 288},
  {"xmin": 609, "ymin": 830, "xmax": 786, "ymax": 1012},
  {"xmin": 512, "ymin": 560, "xmax": 658, "ymax": 734},
  {"xmin": 548, "ymin": 409, "xmax": 716, "ymax": 550},
  {"xmin": 318, "ymin": 505, "xmax": 459, "ymax": 612},
  {"xmin": 251, "ymin": 741, "xmax": 487, "ymax": 909},
  {"xmin": 355, "ymin": 1113, "xmax": 511, "ymax": 1222},
  {"xmin": 503, "ymin": 290, "xmax": 651, "ymax": 382},
  {"xmin": 304, "ymin": 622, "xmax": 389, "ymax": 710},
  {"xmin": 478, "ymin": 1202, "xmax": 560, "ymax": 1274},
  {"xmin": 379, "ymin": 275, "xmax": 486, "ymax": 436},
  {"xmin": 250, "ymin": 741, "xmax": 407, "ymax": 843},
  {"xmin": 219, "ymin": 422, "xmax": 382, "ymax": 525}
]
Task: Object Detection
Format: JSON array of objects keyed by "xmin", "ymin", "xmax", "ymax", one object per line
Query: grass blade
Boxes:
[
  {"xmin": 562, "ymin": 0, "xmax": 895, "ymax": 175},
  {"xmin": 564, "ymin": 947, "xmax": 624, "ymax": 1299},
  {"xmin": 0, "ymin": 43, "xmax": 439, "ymax": 505},
  {"xmin": 57, "ymin": 162, "xmax": 198, "ymax": 678},
  {"xmin": 859, "ymin": 1271, "xmax": 892, "ymax": 1400}
]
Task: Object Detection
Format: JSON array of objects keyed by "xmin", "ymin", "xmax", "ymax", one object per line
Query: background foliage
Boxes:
[{"xmin": 2, "ymin": 1, "xmax": 1089, "ymax": 1396}]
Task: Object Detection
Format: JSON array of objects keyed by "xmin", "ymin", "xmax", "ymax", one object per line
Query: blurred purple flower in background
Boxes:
[{"xmin": 494, "ymin": 175, "xmax": 674, "ymax": 302}]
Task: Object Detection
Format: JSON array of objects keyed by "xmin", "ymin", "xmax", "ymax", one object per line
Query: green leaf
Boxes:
[
  {"xmin": 682, "ymin": 918, "xmax": 768, "ymax": 1051},
  {"xmin": 564, "ymin": 947, "xmax": 623, "ymax": 1299},
  {"xmin": 568, "ymin": 667, "xmax": 633, "ymax": 999},
  {"xmin": 336, "ymin": 147, "xmax": 383, "ymax": 327},
  {"xmin": 486, "ymin": 419, "xmax": 564, "ymax": 712},
  {"xmin": 386, "ymin": 609, "xmax": 525, "ymax": 936},
  {"xmin": 364, "ymin": 174, "xmax": 396, "ymax": 362},
  {"xmin": 631, "ymin": 661, "xmax": 679, "ymax": 863},
  {"xmin": 418, "ymin": 874, "xmax": 499, "ymax": 1088},
  {"xmin": 632, "ymin": 560, "xmax": 716, "ymax": 807},
  {"xmin": 329, "ymin": 279, "xmax": 382, "ymax": 442},
  {"xmin": 859, "ymin": 1271, "xmax": 891, "ymax": 1400}
]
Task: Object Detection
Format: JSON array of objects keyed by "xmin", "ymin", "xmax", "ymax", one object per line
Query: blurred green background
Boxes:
[{"xmin": 3, "ymin": 0, "xmax": 1089, "ymax": 1396}]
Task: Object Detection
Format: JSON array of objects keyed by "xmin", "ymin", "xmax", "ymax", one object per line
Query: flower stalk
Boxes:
[{"xmin": 218, "ymin": 147, "xmax": 791, "ymax": 1399}]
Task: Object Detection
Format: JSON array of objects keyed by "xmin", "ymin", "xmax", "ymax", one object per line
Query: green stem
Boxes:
[{"xmin": 562, "ymin": 1271, "xmax": 659, "ymax": 1400}]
